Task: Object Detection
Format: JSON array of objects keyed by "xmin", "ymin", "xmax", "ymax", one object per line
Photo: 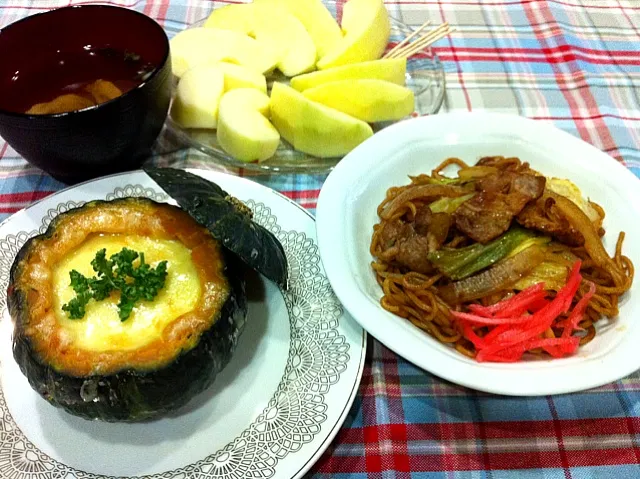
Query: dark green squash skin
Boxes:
[
  {"xmin": 8, "ymin": 197, "xmax": 248, "ymax": 422},
  {"xmin": 144, "ymin": 167, "xmax": 289, "ymax": 290}
]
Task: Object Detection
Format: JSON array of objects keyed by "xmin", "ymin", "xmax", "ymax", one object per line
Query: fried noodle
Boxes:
[{"xmin": 370, "ymin": 157, "xmax": 635, "ymax": 359}]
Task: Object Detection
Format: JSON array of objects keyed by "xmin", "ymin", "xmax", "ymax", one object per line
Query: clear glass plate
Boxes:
[{"xmin": 165, "ymin": 2, "xmax": 446, "ymax": 174}]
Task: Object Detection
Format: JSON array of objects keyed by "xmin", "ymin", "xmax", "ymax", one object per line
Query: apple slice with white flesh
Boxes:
[
  {"xmin": 170, "ymin": 27, "xmax": 279, "ymax": 77},
  {"xmin": 317, "ymin": 0, "xmax": 391, "ymax": 70},
  {"xmin": 203, "ymin": 3, "xmax": 256, "ymax": 36},
  {"xmin": 170, "ymin": 64, "xmax": 225, "ymax": 129},
  {"xmin": 290, "ymin": 58, "xmax": 406, "ymax": 91},
  {"xmin": 302, "ymin": 79, "xmax": 415, "ymax": 122},
  {"xmin": 255, "ymin": 0, "xmax": 342, "ymax": 58},
  {"xmin": 215, "ymin": 62, "xmax": 267, "ymax": 93},
  {"xmin": 217, "ymin": 88, "xmax": 280, "ymax": 163},
  {"xmin": 270, "ymin": 82, "xmax": 373, "ymax": 158},
  {"xmin": 251, "ymin": 3, "xmax": 317, "ymax": 77}
]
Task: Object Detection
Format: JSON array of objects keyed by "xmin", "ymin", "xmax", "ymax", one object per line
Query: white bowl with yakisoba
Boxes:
[{"xmin": 316, "ymin": 111, "xmax": 640, "ymax": 396}]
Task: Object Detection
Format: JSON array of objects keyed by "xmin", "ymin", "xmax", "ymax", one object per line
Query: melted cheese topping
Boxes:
[{"xmin": 52, "ymin": 234, "xmax": 201, "ymax": 352}]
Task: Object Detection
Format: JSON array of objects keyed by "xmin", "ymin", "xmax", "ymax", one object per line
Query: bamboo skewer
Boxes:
[
  {"xmin": 385, "ymin": 19, "xmax": 432, "ymax": 58},
  {"xmin": 393, "ymin": 29, "xmax": 450, "ymax": 58},
  {"xmin": 384, "ymin": 22, "xmax": 454, "ymax": 59},
  {"xmin": 386, "ymin": 22, "xmax": 451, "ymax": 59}
]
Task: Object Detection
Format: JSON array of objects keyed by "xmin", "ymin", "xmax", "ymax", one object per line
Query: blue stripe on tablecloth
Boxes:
[
  {"xmin": 478, "ymin": 397, "xmax": 555, "ymax": 422},
  {"xmin": 571, "ymin": 466, "xmax": 640, "ymax": 479},
  {"xmin": 552, "ymin": 393, "xmax": 628, "ymax": 420},
  {"xmin": 0, "ymin": 171, "xmax": 63, "ymax": 194}
]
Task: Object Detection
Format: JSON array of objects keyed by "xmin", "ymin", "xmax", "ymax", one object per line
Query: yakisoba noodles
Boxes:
[{"xmin": 370, "ymin": 156, "xmax": 634, "ymax": 361}]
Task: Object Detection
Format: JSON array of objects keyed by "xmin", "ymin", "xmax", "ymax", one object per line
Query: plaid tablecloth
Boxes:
[{"xmin": 2, "ymin": 1, "xmax": 640, "ymax": 478}]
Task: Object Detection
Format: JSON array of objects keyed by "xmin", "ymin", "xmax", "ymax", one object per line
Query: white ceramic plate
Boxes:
[
  {"xmin": 316, "ymin": 111, "xmax": 640, "ymax": 397},
  {"xmin": 0, "ymin": 169, "xmax": 366, "ymax": 479}
]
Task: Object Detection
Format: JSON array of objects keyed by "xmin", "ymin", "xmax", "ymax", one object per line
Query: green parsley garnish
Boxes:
[{"xmin": 62, "ymin": 248, "xmax": 168, "ymax": 321}]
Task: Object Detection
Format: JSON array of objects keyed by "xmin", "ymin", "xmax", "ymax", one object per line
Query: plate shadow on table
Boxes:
[{"xmin": 35, "ymin": 269, "xmax": 267, "ymax": 471}]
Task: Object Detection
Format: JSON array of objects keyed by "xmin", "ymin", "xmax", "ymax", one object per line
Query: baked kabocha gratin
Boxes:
[{"xmin": 8, "ymin": 169, "xmax": 288, "ymax": 422}]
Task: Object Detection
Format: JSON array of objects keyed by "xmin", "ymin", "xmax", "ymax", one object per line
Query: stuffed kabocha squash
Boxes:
[{"xmin": 8, "ymin": 169, "xmax": 288, "ymax": 422}]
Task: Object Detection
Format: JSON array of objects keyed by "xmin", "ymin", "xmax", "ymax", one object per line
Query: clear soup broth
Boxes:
[{"xmin": 2, "ymin": 46, "xmax": 155, "ymax": 115}]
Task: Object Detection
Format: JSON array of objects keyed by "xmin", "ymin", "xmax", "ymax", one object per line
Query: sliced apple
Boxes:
[
  {"xmin": 203, "ymin": 3, "xmax": 256, "ymax": 35},
  {"xmin": 291, "ymin": 58, "xmax": 406, "ymax": 91},
  {"xmin": 170, "ymin": 27, "xmax": 279, "ymax": 77},
  {"xmin": 255, "ymin": 0, "xmax": 342, "ymax": 58},
  {"xmin": 203, "ymin": 2, "xmax": 318, "ymax": 76},
  {"xmin": 215, "ymin": 62, "xmax": 267, "ymax": 93},
  {"xmin": 251, "ymin": 4, "xmax": 317, "ymax": 77},
  {"xmin": 170, "ymin": 64, "xmax": 225, "ymax": 129},
  {"xmin": 217, "ymin": 88, "xmax": 280, "ymax": 163},
  {"xmin": 270, "ymin": 82, "xmax": 373, "ymax": 158},
  {"xmin": 317, "ymin": 0, "xmax": 391, "ymax": 70},
  {"xmin": 303, "ymin": 79, "xmax": 414, "ymax": 122}
]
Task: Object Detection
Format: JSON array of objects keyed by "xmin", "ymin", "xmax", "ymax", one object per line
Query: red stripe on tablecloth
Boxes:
[
  {"xmin": 390, "ymin": 424, "xmax": 411, "ymax": 472},
  {"xmin": 335, "ymin": 0, "xmax": 345, "ymax": 24},
  {"xmin": 530, "ymin": 113, "xmax": 640, "ymax": 122},
  {"xmin": 279, "ymin": 189, "xmax": 321, "ymax": 199},
  {"xmin": 434, "ymin": 53, "xmax": 639, "ymax": 66},
  {"xmin": 278, "ymin": 190, "xmax": 321, "ymax": 208},
  {"xmin": 381, "ymin": 344, "xmax": 411, "ymax": 474},
  {"xmin": 157, "ymin": 0, "xmax": 169, "ymax": 26},
  {"xmin": 316, "ymin": 447, "xmax": 640, "ymax": 473},
  {"xmin": 142, "ymin": 0, "xmax": 154, "ymax": 16},
  {"xmin": 431, "ymin": 48, "xmax": 640, "ymax": 66},
  {"xmin": 462, "ymin": 46, "xmax": 639, "ymax": 60},
  {"xmin": 0, "ymin": 191, "xmax": 55, "ymax": 203},
  {"xmin": 364, "ymin": 425, "xmax": 383, "ymax": 472},
  {"xmin": 143, "ymin": 0, "xmax": 169, "ymax": 25},
  {"xmin": 0, "ymin": 205, "xmax": 25, "ymax": 215},
  {"xmin": 0, "ymin": 191, "xmax": 55, "ymax": 213}
]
